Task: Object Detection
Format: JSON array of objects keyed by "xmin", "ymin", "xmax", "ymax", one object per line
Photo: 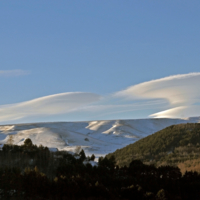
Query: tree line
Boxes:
[{"xmin": 1, "ymin": 138, "xmax": 200, "ymax": 199}]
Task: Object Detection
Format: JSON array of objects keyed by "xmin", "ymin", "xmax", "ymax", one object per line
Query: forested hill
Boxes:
[{"xmin": 106, "ymin": 123, "xmax": 200, "ymax": 168}]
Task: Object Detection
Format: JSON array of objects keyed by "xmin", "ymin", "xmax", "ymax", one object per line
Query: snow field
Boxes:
[{"xmin": 0, "ymin": 117, "xmax": 200, "ymax": 157}]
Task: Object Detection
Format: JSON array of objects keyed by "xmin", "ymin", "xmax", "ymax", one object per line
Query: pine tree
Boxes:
[
  {"xmin": 24, "ymin": 138, "xmax": 33, "ymax": 147},
  {"xmin": 79, "ymin": 149, "xmax": 86, "ymax": 160},
  {"xmin": 90, "ymin": 154, "xmax": 95, "ymax": 161}
]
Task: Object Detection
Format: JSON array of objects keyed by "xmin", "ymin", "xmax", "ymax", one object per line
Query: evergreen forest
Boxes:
[
  {"xmin": 1, "ymin": 124, "xmax": 200, "ymax": 199},
  {"xmin": 106, "ymin": 123, "xmax": 200, "ymax": 171}
]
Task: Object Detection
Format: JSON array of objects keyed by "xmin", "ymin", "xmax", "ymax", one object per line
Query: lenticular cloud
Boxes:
[
  {"xmin": 1, "ymin": 73, "xmax": 200, "ymax": 122},
  {"xmin": 116, "ymin": 73, "xmax": 200, "ymax": 118},
  {"xmin": 150, "ymin": 106, "xmax": 200, "ymax": 118},
  {"xmin": 0, "ymin": 92, "xmax": 101, "ymax": 122}
]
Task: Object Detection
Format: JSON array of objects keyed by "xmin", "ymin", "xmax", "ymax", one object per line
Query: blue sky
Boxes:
[{"xmin": 1, "ymin": 1, "xmax": 200, "ymax": 124}]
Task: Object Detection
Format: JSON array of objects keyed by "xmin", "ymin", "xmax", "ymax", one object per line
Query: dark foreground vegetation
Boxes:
[{"xmin": 0, "ymin": 137, "xmax": 200, "ymax": 199}]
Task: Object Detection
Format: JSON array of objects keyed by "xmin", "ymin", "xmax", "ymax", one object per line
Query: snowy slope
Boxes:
[{"xmin": 0, "ymin": 117, "xmax": 200, "ymax": 157}]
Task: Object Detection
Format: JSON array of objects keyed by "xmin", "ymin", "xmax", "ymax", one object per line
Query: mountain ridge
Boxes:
[{"xmin": 0, "ymin": 117, "xmax": 200, "ymax": 157}]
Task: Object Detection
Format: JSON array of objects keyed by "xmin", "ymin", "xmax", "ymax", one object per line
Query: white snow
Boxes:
[
  {"xmin": 83, "ymin": 160, "xmax": 98, "ymax": 167},
  {"xmin": 0, "ymin": 117, "xmax": 200, "ymax": 158}
]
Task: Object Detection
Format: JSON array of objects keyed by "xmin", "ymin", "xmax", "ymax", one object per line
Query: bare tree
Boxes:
[{"xmin": 7, "ymin": 135, "xmax": 14, "ymax": 146}]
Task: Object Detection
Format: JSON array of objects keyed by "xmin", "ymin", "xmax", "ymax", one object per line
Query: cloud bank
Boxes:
[
  {"xmin": 0, "ymin": 92, "xmax": 101, "ymax": 122},
  {"xmin": 0, "ymin": 72, "xmax": 200, "ymax": 122},
  {"xmin": 116, "ymin": 72, "xmax": 200, "ymax": 118},
  {"xmin": 0, "ymin": 70, "xmax": 29, "ymax": 77}
]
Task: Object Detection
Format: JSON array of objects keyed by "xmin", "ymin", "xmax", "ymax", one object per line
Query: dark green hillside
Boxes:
[{"xmin": 106, "ymin": 123, "xmax": 200, "ymax": 167}]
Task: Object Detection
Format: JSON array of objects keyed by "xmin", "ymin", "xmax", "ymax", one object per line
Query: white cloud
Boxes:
[
  {"xmin": 78, "ymin": 99, "xmax": 165, "ymax": 113},
  {"xmin": 150, "ymin": 106, "xmax": 200, "ymax": 119},
  {"xmin": 116, "ymin": 72, "xmax": 200, "ymax": 105},
  {"xmin": 115, "ymin": 72, "xmax": 200, "ymax": 118},
  {"xmin": 0, "ymin": 92, "xmax": 101, "ymax": 122},
  {"xmin": 0, "ymin": 70, "xmax": 29, "ymax": 77},
  {"xmin": 1, "ymin": 72, "xmax": 200, "ymax": 122}
]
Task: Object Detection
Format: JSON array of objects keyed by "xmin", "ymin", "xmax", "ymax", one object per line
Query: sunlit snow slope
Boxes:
[{"xmin": 0, "ymin": 117, "xmax": 200, "ymax": 157}]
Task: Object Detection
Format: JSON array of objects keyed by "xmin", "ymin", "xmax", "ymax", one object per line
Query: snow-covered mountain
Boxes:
[{"xmin": 0, "ymin": 117, "xmax": 200, "ymax": 157}]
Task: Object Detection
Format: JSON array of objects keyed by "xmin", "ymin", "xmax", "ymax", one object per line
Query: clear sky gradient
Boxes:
[{"xmin": 1, "ymin": 1, "xmax": 200, "ymax": 124}]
